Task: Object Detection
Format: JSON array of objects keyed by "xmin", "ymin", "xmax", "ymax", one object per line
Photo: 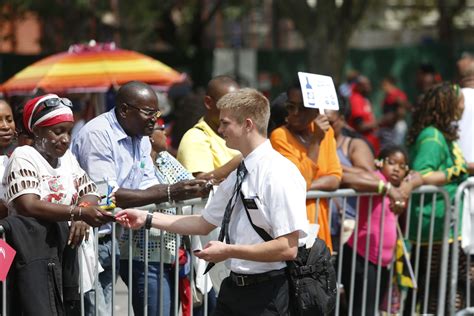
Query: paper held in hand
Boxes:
[{"xmin": 297, "ymin": 72, "xmax": 339, "ymax": 114}]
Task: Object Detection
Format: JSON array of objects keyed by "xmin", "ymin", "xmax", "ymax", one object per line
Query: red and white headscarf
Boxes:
[{"xmin": 23, "ymin": 94, "xmax": 74, "ymax": 134}]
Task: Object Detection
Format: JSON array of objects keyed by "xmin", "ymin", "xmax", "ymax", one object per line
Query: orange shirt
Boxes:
[{"xmin": 270, "ymin": 125, "xmax": 342, "ymax": 252}]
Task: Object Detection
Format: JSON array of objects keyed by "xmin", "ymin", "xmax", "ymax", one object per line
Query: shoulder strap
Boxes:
[{"xmin": 239, "ymin": 192, "xmax": 273, "ymax": 242}]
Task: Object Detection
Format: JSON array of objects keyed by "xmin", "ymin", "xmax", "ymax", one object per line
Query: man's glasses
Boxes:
[
  {"xmin": 125, "ymin": 103, "xmax": 161, "ymax": 118},
  {"xmin": 42, "ymin": 97, "xmax": 73, "ymax": 108}
]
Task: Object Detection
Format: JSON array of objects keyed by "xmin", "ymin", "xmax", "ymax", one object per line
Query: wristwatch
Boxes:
[{"xmin": 145, "ymin": 213, "xmax": 153, "ymax": 230}]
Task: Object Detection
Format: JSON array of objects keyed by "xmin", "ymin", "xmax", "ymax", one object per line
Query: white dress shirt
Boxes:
[{"xmin": 202, "ymin": 140, "xmax": 308, "ymax": 274}]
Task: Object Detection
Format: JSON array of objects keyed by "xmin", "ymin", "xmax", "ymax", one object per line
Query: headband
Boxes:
[{"xmin": 23, "ymin": 94, "xmax": 74, "ymax": 133}]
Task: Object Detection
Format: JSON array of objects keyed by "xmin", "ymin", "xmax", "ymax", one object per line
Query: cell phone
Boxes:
[{"xmin": 193, "ymin": 249, "xmax": 202, "ymax": 253}]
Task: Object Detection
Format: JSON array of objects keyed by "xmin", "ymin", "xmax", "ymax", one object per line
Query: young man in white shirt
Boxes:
[{"xmin": 116, "ymin": 88, "xmax": 309, "ymax": 315}]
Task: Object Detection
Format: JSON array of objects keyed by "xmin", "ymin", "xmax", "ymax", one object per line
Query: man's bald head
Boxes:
[
  {"xmin": 203, "ymin": 76, "xmax": 239, "ymax": 132},
  {"xmin": 206, "ymin": 76, "xmax": 239, "ymax": 101},
  {"xmin": 117, "ymin": 81, "xmax": 157, "ymax": 106}
]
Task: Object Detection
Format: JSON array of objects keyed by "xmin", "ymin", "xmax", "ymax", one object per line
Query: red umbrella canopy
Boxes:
[{"xmin": 1, "ymin": 42, "xmax": 185, "ymax": 95}]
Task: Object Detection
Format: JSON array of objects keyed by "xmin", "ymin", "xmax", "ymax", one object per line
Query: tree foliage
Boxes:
[{"xmin": 276, "ymin": 0, "xmax": 373, "ymax": 83}]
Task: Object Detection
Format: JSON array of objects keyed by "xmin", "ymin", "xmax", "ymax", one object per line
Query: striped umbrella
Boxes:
[{"xmin": 1, "ymin": 42, "xmax": 185, "ymax": 95}]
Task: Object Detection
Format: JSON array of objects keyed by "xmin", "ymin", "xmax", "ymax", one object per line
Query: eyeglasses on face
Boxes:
[
  {"xmin": 42, "ymin": 97, "xmax": 73, "ymax": 108},
  {"xmin": 125, "ymin": 103, "xmax": 161, "ymax": 118}
]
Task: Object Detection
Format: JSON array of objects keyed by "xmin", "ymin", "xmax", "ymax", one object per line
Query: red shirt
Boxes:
[{"xmin": 348, "ymin": 91, "xmax": 379, "ymax": 153}]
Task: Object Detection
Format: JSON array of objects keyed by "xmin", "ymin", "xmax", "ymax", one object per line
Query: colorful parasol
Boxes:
[{"xmin": 1, "ymin": 42, "xmax": 185, "ymax": 95}]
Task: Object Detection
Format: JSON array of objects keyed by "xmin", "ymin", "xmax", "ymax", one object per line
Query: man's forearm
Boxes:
[
  {"xmin": 115, "ymin": 185, "xmax": 168, "ymax": 208},
  {"xmin": 227, "ymin": 232, "xmax": 299, "ymax": 262},
  {"xmin": 151, "ymin": 212, "xmax": 215, "ymax": 236}
]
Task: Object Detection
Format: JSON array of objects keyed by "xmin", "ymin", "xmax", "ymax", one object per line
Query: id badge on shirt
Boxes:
[{"xmin": 243, "ymin": 196, "xmax": 269, "ymax": 229}]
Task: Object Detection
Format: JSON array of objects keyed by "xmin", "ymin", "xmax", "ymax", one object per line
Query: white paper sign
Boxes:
[{"xmin": 298, "ymin": 72, "xmax": 339, "ymax": 112}]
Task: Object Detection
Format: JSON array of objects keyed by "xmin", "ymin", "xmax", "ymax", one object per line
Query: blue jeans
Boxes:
[
  {"xmin": 84, "ymin": 235, "xmax": 120, "ymax": 316},
  {"xmin": 120, "ymin": 260, "xmax": 174, "ymax": 316}
]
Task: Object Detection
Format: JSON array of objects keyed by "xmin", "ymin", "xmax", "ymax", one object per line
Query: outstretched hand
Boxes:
[
  {"xmin": 115, "ymin": 209, "xmax": 148, "ymax": 229},
  {"xmin": 81, "ymin": 206, "xmax": 115, "ymax": 227},
  {"xmin": 170, "ymin": 179, "xmax": 211, "ymax": 201}
]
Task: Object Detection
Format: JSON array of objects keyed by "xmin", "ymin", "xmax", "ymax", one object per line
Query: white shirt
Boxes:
[
  {"xmin": 202, "ymin": 140, "xmax": 308, "ymax": 274},
  {"xmin": 3, "ymin": 146, "xmax": 98, "ymax": 212},
  {"xmin": 459, "ymin": 88, "xmax": 474, "ymax": 163}
]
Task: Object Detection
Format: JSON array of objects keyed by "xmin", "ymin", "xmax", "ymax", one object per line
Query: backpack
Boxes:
[
  {"xmin": 287, "ymin": 240, "xmax": 337, "ymax": 315},
  {"xmin": 240, "ymin": 193, "xmax": 337, "ymax": 315}
]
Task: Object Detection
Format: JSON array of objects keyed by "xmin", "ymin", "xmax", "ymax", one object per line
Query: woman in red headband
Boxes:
[
  {"xmin": 1, "ymin": 94, "xmax": 114, "ymax": 314},
  {"xmin": 4, "ymin": 93, "xmax": 113, "ymax": 228}
]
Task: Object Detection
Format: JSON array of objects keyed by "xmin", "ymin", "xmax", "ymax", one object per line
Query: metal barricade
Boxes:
[
  {"xmin": 4, "ymin": 182, "xmax": 474, "ymax": 315},
  {"xmin": 451, "ymin": 178, "xmax": 474, "ymax": 315},
  {"xmin": 308, "ymin": 185, "xmax": 452, "ymax": 316}
]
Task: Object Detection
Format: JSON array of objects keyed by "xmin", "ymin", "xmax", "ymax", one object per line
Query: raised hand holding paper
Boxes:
[{"xmin": 297, "ymin": 72, "xmax": 339, "ymax": 114}]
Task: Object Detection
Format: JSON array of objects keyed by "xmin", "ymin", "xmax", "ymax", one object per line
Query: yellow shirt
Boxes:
[{"xmin": 177, "ymin": 118, "xmax": 240, "ymax": 173}]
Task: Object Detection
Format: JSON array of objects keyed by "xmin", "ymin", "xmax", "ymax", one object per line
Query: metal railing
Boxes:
[{"xmin": 1, "ymin": 183, "xmax": 474, "ymax": 315}]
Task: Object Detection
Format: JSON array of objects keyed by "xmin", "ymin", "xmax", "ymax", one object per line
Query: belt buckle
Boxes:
[{"xmin": 235, "ymin": 275, "xmax": 247, "ymax": 286}]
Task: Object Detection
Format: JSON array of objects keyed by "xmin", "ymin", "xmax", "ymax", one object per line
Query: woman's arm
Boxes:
[
  {"xmin": 310, "ymin": 175, "xmax": 341, "ymax": 191},
  {"xmin": 348, "ymin": 138, "xmax": 375, "ymax": 171},
  {"xmin": 12, "ymin": 194, "xmax": 114, "ymax": 227}
]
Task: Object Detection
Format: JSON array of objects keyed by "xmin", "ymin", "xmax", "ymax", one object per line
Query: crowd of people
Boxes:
[{"xmin": 0, "ymin": 52, "xmax": 473, "ymax": 316}]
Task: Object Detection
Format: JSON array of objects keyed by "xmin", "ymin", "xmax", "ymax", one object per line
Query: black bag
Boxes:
[
  {"xmin": 240, "ymin": 193, "xmax": 337, "ymax": 316},
  {"xmin": 287, "ymin": 240, "xmax": 337, "ymax": 315}
]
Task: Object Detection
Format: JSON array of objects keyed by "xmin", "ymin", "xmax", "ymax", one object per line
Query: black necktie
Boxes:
[{"xmin": 204, "ymin": 161, "xmax": 248, "ymax": 274}]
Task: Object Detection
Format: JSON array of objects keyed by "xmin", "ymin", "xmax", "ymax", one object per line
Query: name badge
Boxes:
[{"xmin": 243, "ymin": 198, "xmax": 258, "ymax": 209}]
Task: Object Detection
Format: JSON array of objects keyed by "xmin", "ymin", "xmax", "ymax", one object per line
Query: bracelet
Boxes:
[
  {"xmin": 78, "ymin": 201, "xmax": 93, "ymax": 208},
  {"xmin": 377, "ymin": 180, "xmax": 385, "ymax": 194},
  {"xmin": 78, "ymin": 207, "xmax": 82, "ymax": 219},
  {"xmin": 167, "ymin": 184, "xmax": 172, "ymax": 203},
  {"xmin": 69, "ymin": 205, "xmax": 76, "ymax": 222},
  {"xmin": 145, "ymin": 213, "xmax": 153, "ymax": 230}
]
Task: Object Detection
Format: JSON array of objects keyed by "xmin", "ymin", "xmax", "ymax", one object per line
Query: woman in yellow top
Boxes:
[{"xmin": 270, "ymin": 83, "xmax": 342, "ymax": 251}]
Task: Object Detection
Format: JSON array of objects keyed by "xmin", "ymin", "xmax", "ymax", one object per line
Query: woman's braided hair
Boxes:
[{"xmin": 407, "ymin": 82, "xmax": 462, "ymax": 146}]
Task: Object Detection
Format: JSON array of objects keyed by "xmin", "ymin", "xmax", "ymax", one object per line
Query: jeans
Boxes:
[
  {"xmin": 84, "ymin": 235, "xmax": 120, "ymax": 316},
  {"xmin": 120, "ymin": 260, "xmax": 174, "ymax": 316}
]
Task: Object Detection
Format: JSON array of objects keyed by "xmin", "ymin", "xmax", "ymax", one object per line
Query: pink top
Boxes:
[{"xmin": 347, "ymin": 171, "xmax": 397, "ymax": 267}]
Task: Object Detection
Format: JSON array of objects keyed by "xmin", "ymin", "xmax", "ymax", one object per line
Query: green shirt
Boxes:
[{"xmin": 409, "ymin": 126, "xmax": 468, "ymax": 242}]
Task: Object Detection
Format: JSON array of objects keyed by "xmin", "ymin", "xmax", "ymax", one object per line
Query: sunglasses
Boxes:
[
  {"xmin": 41, "ymin": 97, "xmax": 73, "ymax": 108},
  {"xmin": 125, "ymin": 103, "xmax": 161, "ymax": 119}
]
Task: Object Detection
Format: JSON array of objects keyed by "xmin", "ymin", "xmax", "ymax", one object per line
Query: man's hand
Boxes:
[
  {"xmin": 115, "ymin": 209, "xmax": 148, "ymax": 229},
  {"xmin": 80, "ymin": 206, "xmax": 115, "ymax": 227},
  {"xmin": 194, "ymin": 240, "xmax": 230, "ymax": 263},
  {"xmin": 311, "ymin": 114, "xmax": 330, "ymax": 144},
  {"xmin": 68, "ymin": 221, "xmax": 90, "ymax": 247},
  {"xmin": 170, "ymin": 179, "xmax": 210, "ymax": 201}
]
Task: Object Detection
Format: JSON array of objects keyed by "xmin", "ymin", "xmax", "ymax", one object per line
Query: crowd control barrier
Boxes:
[{"xmin": 1, "ymin": 182, "xmax": 474, "ymax": 316}]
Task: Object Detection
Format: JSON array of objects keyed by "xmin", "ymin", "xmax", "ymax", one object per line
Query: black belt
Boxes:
[{"xmin": 229, "ymin": 268, "xmax": 286, "ymax": 287}]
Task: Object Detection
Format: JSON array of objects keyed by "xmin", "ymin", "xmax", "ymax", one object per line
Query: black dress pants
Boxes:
[{"xmin": 213, "ymin": 273, "xmax": 289, "ymax": 316}]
